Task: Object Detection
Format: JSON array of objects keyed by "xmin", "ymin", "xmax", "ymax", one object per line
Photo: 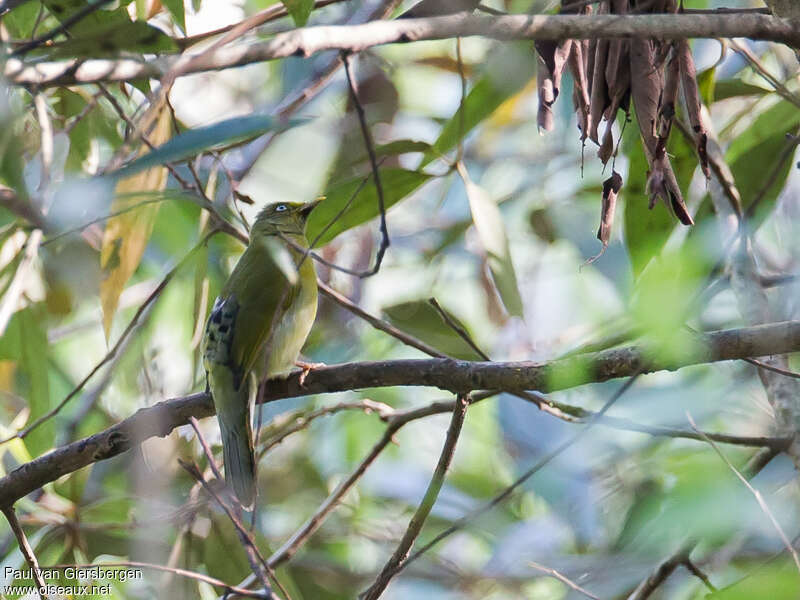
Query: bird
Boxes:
[{"xmin": 202, "ymin": 199, "xmax": 321, "ymax": 509}]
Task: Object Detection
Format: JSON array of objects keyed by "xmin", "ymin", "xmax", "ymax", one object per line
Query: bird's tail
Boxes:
[
  {"xmin": 211, "ymin": 370, "xmax": 257, "ymax": 510},
  {"xmin": 219, "ymin": 413, "xmax": 256, "ymax": 509}
]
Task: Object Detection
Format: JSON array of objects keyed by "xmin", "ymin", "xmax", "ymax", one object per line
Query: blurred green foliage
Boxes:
[{"xmin": 0, "ymin": 1, "xmax": 798, "ymax": 599}]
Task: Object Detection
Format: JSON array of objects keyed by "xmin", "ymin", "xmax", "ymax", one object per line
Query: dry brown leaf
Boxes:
[
  {"xmin": 677, "ymin": 39, "xmax": 710, "ymax": 178},
  {"xmin": 589, "ymin": 37, "xmax": 610, "ymax": 143},
  {"xmin": 597, "ymin": 170, "xmax": 622, "ymax": 245},
  {"xmin": 99, "ymin": 106, "xmax": 172, "ymax": 339},
  {"xmin": 535, "ymin": 39, "xmax": 573, "ymax": 132},
  {"xmin": 569, "ymin": 40, "xmax": 591, "ymax": 141},
  {"xmin": 657, "ymin": 45, "xmax": 680, "ymax": 147},
  {"xmin": 630, "ymin": 37, "xmax": 694, "ymax": 226}
]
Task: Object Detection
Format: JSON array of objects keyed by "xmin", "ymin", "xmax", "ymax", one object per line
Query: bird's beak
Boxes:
[{"xmin": 300, "ymin": 196, "xmax": 323, "ymax": 219}]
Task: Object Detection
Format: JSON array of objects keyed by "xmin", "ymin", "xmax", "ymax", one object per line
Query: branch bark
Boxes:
[
  {"xmin": 1, "ymin": 319, "xmax": 799, "ymax": 507},
  {"xmin": 4, "ymin": 13, "xmax": 799, "ymax": 87}
]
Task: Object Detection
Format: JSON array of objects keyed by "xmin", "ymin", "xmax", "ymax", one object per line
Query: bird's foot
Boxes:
[{"xmin": 296, "ymin": 360, "xmax": 326, "ymax": 387}]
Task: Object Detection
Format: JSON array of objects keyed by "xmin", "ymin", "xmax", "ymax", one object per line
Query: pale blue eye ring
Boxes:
[{"xmin": 275, "ymin": 204, "xmax": 288, "ymax": 212}]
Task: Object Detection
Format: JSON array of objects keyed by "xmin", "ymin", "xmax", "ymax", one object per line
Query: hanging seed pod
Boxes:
[
  {"xmin": 677, "ymin": 39, "xmax": 710, "ymax": 178},
  {"xmin": 657, "ymin": 44, "xmax": 680, "ymax": 150},
  {"xmin": 597, "ymin": 170, "xmax": 623, "ymax": 246},
  {"xmin": 535, "ymin": 39, "xmax": 573, "ymax": 132},
  {"xmin": 630, "ymin": 36, "xmax": 694, "ymax": 225},
  {"xmin": 569, "ymin": 40, "xmax": 592, "ymax": 141}
]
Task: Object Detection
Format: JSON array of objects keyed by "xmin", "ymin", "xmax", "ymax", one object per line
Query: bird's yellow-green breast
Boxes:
[{"xmin": 201, "ymin": 198, "xmax": 321, "ymax": 508}]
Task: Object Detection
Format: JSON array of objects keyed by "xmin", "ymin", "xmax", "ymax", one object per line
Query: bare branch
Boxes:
[
  {"xmin": 686, "ymin": 412, "xmax": 800, "ymax": 575},
  {"xmin": 0, "ymin": 234, "xmax": 215, "ymax": 446},
  {"xmin": 178, "ymin": 460, "xmax": 283, "ymax": 599},
  {"xmin": 341, "ymin": 52, "xmax": 390, "ymax": 278},
  {"xmin": 361, "ymin": 394, "xmax": 469, "ymax": 599},
  {"xmin": 627, "ymin": 543, "xmax": 693, "ymax": 600},
  {"xmin": 528, "ymin": 561, "xmax": 600, "ymax": 600},
  {"xmin": 267, "ymin": 423, "xmax": 400, "ymax": 567},
  {"xmin": 5, "ymin": 14, "xmax": 799, "ymax": 87},
  {"xmin": 2, "ymin": 320, "xmax": 800, "ymax": 507},
  {"xmin": 2, "ymin": 506, "xmax": 48, "ymax": 600},
  {"xmin": 49, "ymin": 562, "xmax": 271, "ymax": 599},
  {"xmin": 400, "ymin": 374, "xmax": 640, "ymax": 574}
]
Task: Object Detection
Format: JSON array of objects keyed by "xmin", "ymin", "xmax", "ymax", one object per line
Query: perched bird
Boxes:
[{"xmin": 202, "ymin": 199, "xmax": 321, "ymax": 508}]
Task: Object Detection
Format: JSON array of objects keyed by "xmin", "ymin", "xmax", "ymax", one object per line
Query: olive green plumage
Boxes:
[{"xmin": 202, "ymin": 199, "xmax": 320, "ymax": 508}]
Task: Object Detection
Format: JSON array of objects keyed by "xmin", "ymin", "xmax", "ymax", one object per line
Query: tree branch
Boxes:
[
  {"xmin": 1, "ymin": 320, "xmax": 799, "ymax": 507},
  {"xmin": 4, "ymin": 13, "xmax": 798, "ymax": 87},
  {"xmin": 361, "ymin": 394, "xmax": 469, "ymax": 599}
]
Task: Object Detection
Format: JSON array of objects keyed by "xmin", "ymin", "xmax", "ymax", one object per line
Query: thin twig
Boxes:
[
  {"xmin": 682, "ymin": 557, "xmax": 717, "ymax": 592},
  {"xmin": 360, "ymin": 393, "xmax": 469, "ymax": 599},
  {"xmin": 428, "ymin": 297, "xmax": 490, "ymax": 360},
  {"xmin": 341, "ymin": 51, "xmax": 390, "ymax": 278},
  {"xmin": 743, "ymin": 128, "xmax": 800, "ymax": 221},
  {"xmin": 686, "ymin": 412, "xmax": 800, "ymax": 575},
  {"xmin": 298, "ymin": 159, "xmax": 386, "ymax": 274},
  {"xmin": 400, "ymin": 374, "xmax": 641, "ymax": 573},
  {"xmin": 729, "ymin": 40, "xmax": 800, "ymax": 110},
  {"xmin": 745, "ymin": 357, "xmax": 800, "ymax": 380},
  {"xmin": 188, "ymin": 417, "xmax": 224, "ymax": 483},
  {"xmin": 528, "ymin": 561, "xmax": 600, "ymax": 600},
  {"xmin": 10, "ymin": 0, "xmax": 116, "ymax": 57},
  {"xmin": 318, "ymin": 281, "xmax": 445, "ymax": 357},
  {"xmin": 178, "ymin": 460, "xmax": 283, "ymax": 600},
  {"xmin": 267, "ymin": 423, "xmax": 401, "ymax": 568},
  {"xmin": 50, "ymin": 562, "xmax": 270, "ymax": 598},
  {"xmin": 627, "ymin": 543, "xmax": 693, "ymax": 600},
  {"xmin": 0, "ymin": 233, "xmax": 216, "ymax": 446},
  {"xmin": 2, "ymin": 506, "xmax": 49, "ymax": 600},
  {"xmin": 259, "ymin": 399, "xmax": 393, "ymax": 455}
]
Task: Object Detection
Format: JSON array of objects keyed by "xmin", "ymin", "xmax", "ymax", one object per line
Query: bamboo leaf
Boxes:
[
  {"xmin": 111, "ymin": 115, "xmax": 307, "ymax": 179},
  {"xmin": 461, "ymin": 168, "xmax": 524, "ymax": 318},
  {"xmin": 306, "ymin": 169, "xmax": 432, "ymax": 247},
  {"xmin": 383, "ymin": 300, "xmax": 484, "ymax": 360},
  {"xmin": 99, "ymin": 107, "xmax": 172, "ymax": 339},
  {"xmin": 281, "ymin": 0, "xmax": 314, "ymax": 26}
]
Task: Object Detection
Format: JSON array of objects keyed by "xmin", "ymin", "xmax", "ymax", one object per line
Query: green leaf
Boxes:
[
  {"xmin": 461, "ymin": 169, "xmax": 524, "ymax": 318},
  {"xmin": 111, "ymin": 115, "xmax": 308, "ymax": 179},
  {"xmin": 54, "ymin": 89, "xmax": 92, "ymax": 170},
  {"xmin": 421, "ymin": 43, "xmax": 535, "ymax": 167},
  {"xmin": 725, "ymin": 99, "xmax": 800, "ymax": 225},
  {"xmin": 39, "ymin": 20, "xmax": 178, "ymax": 58},
  {"xmin": 383, "ymin": 300, "xmax": 485, "ymax": 360},
  {"xmin": 162, "ymin": 0, "xmax": 186, "ymax": 32},
  {"xmin": 281, "ymin": 0, "xmax": 314, "ymax": 26},
  {"xmin": 697, "ymin": 66, "xmax": 716, "ymax": 106},
  {"xmin": 43, "ymin": 0, "xmax": 132, "ymax": 36},
  {"xmin": 714, "ymin": 79, "xmax": 770, "ymax": 101},
  {"xmin": 4, "ymin": 1, "xmax": 41, "ymax": 38},
  {"xmin": 339, "ymin": 140, "xmax": 432, "ymax": 172},
  {"xmin": 306, "ymin": 168, "xmax": 432, "ymax": 247},
  {"xmin": 375, "ymin": 139, "xmax": 432, "ymax": 158},
  {"xmin": 710, "ymin": 562, "xmax": 800, "ymax": 600},
  {"xmin": 3, "ymin": 307, "xmax": 52, "ymax": 457},
  {"xmin": 622, "ymin": 118, "xmax": 698, "ymax": 278}
]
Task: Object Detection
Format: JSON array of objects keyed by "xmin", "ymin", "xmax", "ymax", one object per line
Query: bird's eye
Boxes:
[{"xmin": 275, "ymin": 204, "xmax": 288, "ymax": 212}]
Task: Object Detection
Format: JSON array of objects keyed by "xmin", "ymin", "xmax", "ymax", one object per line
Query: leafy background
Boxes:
[{"xmin": 1, "ymin": 0, "xmax": 799, "ymax": 598}]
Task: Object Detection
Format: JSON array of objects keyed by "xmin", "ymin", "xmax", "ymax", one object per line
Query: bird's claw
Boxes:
[{"xmin": 296, "ymin": 360, "xmax": 325, "ymax": 387}]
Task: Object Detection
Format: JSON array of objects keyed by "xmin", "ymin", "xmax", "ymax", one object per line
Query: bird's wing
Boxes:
[{"xmin": 230, "ymin": 243, "xmax": 295, "ymax": 379}]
